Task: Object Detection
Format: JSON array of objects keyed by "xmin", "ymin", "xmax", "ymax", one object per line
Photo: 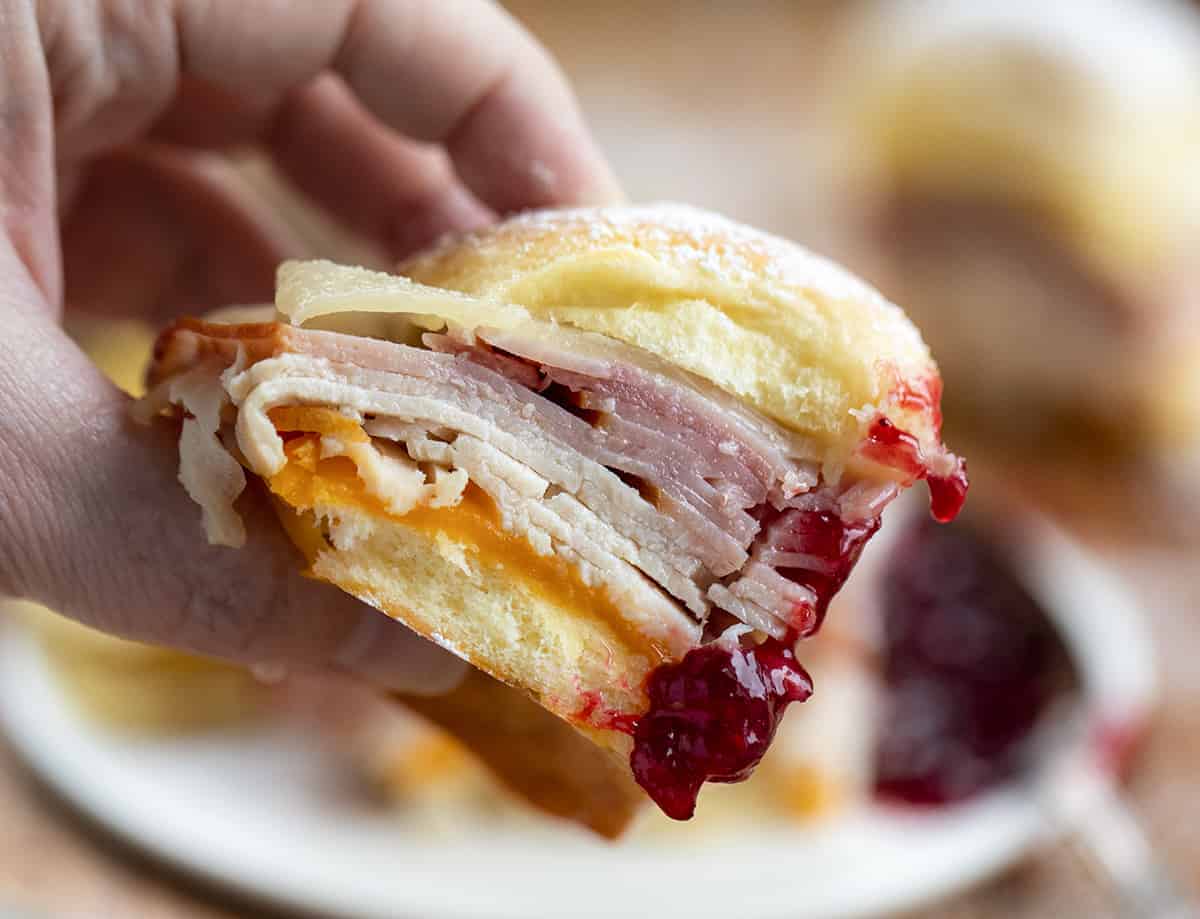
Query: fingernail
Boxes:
[{"xmin": 333, "ymin": 609, "xmax": 468, "ymax": 696}]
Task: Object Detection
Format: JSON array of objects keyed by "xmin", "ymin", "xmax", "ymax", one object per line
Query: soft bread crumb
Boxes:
[{"xmin": 308, "ymin": 505, "xmax": 656, "ymax": 747}]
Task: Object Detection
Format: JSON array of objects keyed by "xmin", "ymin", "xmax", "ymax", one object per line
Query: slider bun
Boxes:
[
  {"xmin": 273, "ymin": 499, "xmax": 648, "ymax": 836},
  {"xmin": 275, "ymin": 496, "xmax": 656, "ymax": 753},
  {"xmin": 400, "ymin": 204, "xmax": 939, "ymax": 454}
]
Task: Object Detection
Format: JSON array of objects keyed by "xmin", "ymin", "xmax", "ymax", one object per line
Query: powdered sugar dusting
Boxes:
[
  {"xmin": 408, "ymin": 203, "xmax": 927, "ymax": 360},
  {"xmin": 502, "ymin": 203, "xmax": 917, "ymax": 327}
]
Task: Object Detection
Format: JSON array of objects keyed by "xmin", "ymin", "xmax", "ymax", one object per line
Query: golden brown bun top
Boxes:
[{"xmin": 396, "ymin": 204, "xmax": 941, "ymax": 455}]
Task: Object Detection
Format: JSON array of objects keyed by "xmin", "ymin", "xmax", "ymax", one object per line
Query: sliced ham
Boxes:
[
  {"xmin": 142, "ymin": 316, "xmax": 906, "ymax": 650},
  {"xmin": 478, "ymin": 325, "xmax": 808, "ymax": 498},
  {"xmin": 228, "ymin": 354, "xmax": 725, "ymax": 579}
]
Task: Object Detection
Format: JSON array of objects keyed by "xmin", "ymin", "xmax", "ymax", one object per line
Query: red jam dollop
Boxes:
[
  {"xmin": 861, "ymin": 417, "xmax": 969, "ymax": 524},
  {"xmin": 873, "ymin": 518, "xmax": 1074, "ymax": 805},
  {"xmin": 629, "ymin": 637, "xmax": 813, "ymax": 820}
]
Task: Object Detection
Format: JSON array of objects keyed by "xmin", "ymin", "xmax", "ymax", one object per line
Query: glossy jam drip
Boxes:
[
  {"xmin": 764, "ymin": 508, "xmax": 880, "ymax": 636},
  {"xmin": 873, "ymin": 518, "xmax": 1075, "ymax": 806},
  {"xmin": 630, "ymin": 637, "xmax": 813, "ymax": 820},
  {"xmin": 927, "ymin": 459, "xmax": 970, "ymax": 523},
  {"xmin": 861, "ymin": 417, "xmax": 925, "ymax": 477},
  {"xmin": 861, "ymin": 417, "xmax": 968, "ymax": 523}
]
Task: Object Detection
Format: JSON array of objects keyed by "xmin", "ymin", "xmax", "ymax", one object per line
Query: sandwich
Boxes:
[
  {"xmin": 836, "ymin": 0, "xmax": 1200, "ymax": 463},
  {"xmin": 135, "ymin": 204, "xmax": 965, "ymax": 829}
]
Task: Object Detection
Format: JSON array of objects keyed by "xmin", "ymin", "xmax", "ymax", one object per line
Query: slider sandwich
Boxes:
[{"xmin": 136, "ymin": 205, "xmax": 965, "ymax": 831}]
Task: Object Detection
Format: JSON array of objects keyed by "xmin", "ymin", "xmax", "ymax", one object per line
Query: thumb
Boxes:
[{"xmin": 0, "ymin": 272, "xmax": 464, "ymax": 696}]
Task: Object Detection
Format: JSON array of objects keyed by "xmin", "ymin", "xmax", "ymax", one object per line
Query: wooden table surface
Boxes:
[{"xmin": 4, "ymin": 3, "xmax": 1199, "ymax": 916}]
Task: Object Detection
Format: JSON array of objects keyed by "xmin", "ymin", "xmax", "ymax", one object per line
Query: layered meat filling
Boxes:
[{"xmin": 141, "ymin": 314, "xmax": 965, "ymax": 818}]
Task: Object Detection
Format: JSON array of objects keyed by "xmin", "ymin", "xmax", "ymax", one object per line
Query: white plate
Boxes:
[{"xmin": 0, "ymin": 518, "xmax": 1158, "ymax": 919}]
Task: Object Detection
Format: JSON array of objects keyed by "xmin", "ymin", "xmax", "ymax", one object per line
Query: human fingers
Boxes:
[
  {"xmin": 0, "ymin": 240, "xmax": 466, "ymax": 694},
  {"xmin": 62, "ymin": 147, "xmax": 300, "ymax": 320},
  {"xmin": 41, "ymin": 0, "xmax": 621, "ymax": 265}
]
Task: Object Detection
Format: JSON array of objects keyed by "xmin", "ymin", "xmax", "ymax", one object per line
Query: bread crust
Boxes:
[{"xmin": 400, "ymin": 204, "xmax": 939, "ymax": 455}]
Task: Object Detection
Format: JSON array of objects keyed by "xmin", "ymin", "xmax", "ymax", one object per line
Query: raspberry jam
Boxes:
[
  {"xmin": 861, "ymin": 417, "xmax": 969, "ymax": 524},
  {"xmin": 540, "ymin": 364, "xmax": 970, "ymax": 820},
  {"xmin": 629, "ymin": 637, "xmax": 813, "ymax": 820},
  {"xmin": 873, "ymin": 518, "xmax": 1075, "ymax": 805},
  {"xmin": 891, "ymin": 376, "xmax": 945, "ymax": 429},
  {"xmin": 624, "ymin": 408, "xmax": 967, "ymax": 820},
  {"xmin": 575, "ymin": 691, "xmax": 639, "ymax": 735},
  {"xmin": 927, "ymin": 463, "xmax": 970, "ymax": 524},
  {"xmin": 764, "ymin": 508, "xmax": 880, "ymax": 635}
]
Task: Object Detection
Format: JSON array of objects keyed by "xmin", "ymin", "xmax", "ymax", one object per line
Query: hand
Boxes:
[{"xmin": 0, "ymin": 0, "xmax": 621, "ymax": 694}]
